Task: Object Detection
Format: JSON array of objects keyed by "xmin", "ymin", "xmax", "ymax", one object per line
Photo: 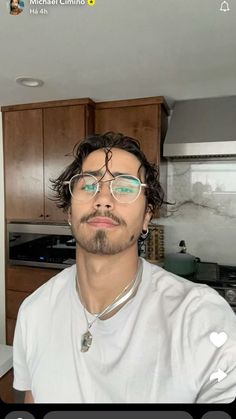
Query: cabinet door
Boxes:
[
  {"xmin": 43, "ymin": 105, "xmax": 86, "ymax": 221},
  {"xmin": 6, "ymin": 265, "xmax": 60, "ymax": 293},
  {"xmin": 6, "ymin": 266, "xmax": 60, "ymax": 344},
  {"xmin": 6, "ymin": 290, "xmax": 30, "ymax": 319},
  {"xmin": 95, "ymin": 105, "xmax": 160, "ymax": 164},
  {"xmin": 4, "ymin": 110, "xmax": 44, "ymax": 221},
  {"xmin": 0, "ymin": 369, "xmax": 14, "ymax": 403},
  {"xmin": 6, "ymin": 318, "xmax": 16, "ymax": 346}
]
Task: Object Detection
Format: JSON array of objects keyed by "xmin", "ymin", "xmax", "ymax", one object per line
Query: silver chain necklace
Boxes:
[{"xmin": 77, "ymin": 259, "xmax": 143, "ymax": 352}]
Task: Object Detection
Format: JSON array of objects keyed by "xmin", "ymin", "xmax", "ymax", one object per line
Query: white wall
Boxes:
[
  {"xmin": 0, "ymin": 114, "xmax": 6, "ymax": 343},
  {"xmin": 157, "ymin": 160, "xmax": 236, "ymax": 266}
]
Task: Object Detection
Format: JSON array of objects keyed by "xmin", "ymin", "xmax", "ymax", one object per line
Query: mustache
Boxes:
[{"xmin": 80, "ymin": 210, "xmax": 126, "ymax": 226}]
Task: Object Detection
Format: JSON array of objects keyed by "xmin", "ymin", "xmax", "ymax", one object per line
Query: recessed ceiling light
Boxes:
[{"xmin": 15, "ymin": 77, "xmax": 44, "ymax": 87}]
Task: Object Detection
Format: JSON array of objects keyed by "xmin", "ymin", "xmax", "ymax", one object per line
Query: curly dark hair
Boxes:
[{"xmin": 51, "ymin": 132, "xmax": 166, "ymax": 217}]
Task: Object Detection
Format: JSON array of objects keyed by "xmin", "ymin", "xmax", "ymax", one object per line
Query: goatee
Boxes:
[{"xmin": 73, "ymin": 228, "xmax": 138, "ymax": 255}]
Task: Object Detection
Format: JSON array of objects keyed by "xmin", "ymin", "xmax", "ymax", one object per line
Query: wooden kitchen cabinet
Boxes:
[
  {"xmin": 6, "ymin": 319, "xmax": 16, "ymax": 348},
  {"xmin": 0, "ymin": 369, "xmax": 14, "ymax": 403},
  {"xmin": 4, "ymin": 109, "xmax": 44, "ymax": 220},
  {"xmin": 2, "ymin": 99, "xmax": 95, "ymax": 222},
  {"xmin": 43, "ymin": 104, "xmax": 94, "ymax": 221},
  {"xmin": 7, "ymin": 290, "xmax": 31, "ymax": 320},
  {"xmin": 95, "ymin": 97, "xmax": 169, "ymax": 165},
  {"xmin": 2, "ymin": 96, "xmax": 168, "ymax": 222},
  {"xmin": 6, "ymin": 266, "xmax": 60, "ymax": 345},
  {"xmin": 95, "ymin": 97, "xmax": 169, "ymax": 216}
]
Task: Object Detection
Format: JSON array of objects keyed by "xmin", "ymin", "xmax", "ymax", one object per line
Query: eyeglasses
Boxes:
[{"xmin": 63, "ymin": 173, "xmax": 147, "ymax": 204}]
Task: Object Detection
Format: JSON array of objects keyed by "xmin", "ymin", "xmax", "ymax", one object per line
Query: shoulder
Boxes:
[
  {"xmin": 141, "ymin": 257, "xmax": 209, "ymax": 295},
  {"xmin": 18, "ymin": 264, "xmax": 76, "ymax": 320},
  {"xmin": 141, "ymin": 258, "xmax": 234, "ymax": 317}
]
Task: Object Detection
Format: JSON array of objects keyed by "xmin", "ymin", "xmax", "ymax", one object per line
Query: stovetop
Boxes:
[
  {"xmin": 194, "ymin": 262, "xmax": 236, "ymax": 286},
  {"xmin": 192, "ymin": 262, "xmax": 236, "ymax": 314},
  {"xmin": 219, "ymin": 265, "xmax": 236, "ymax": 282}
]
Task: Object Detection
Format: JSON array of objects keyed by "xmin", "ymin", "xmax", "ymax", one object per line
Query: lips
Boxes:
[{"xmin": 87, "ymin": 217, "xmax": 119, "ymax": 227}]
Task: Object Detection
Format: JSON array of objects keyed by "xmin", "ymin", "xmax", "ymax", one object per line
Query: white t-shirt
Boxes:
[{"xmin": 13, "ymin": 258, "xmax": 236, "ymax": 403}]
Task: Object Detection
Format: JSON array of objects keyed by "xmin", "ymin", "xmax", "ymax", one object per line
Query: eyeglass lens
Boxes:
[{"xmin": 69, "ymin": 174, "xmax": 141, "ymax": 203}]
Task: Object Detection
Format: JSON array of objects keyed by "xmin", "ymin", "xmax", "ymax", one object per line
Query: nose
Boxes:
[{"xmin": 93, "ymin": 180, "xmax": 115, "ymax": 210}]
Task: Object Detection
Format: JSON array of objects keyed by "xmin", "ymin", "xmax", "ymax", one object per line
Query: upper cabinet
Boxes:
[
  {"xmin": 4, "ymin": 109, "xmax": 44, "ymax": 220},
  {"xmin": 95, "ymin": 97, "xmax": 169, "ymax": 164},
  {"xmin": 2, "ymin": 99, "xmax": 95, "ymax": 222},
  {"xmin": 43, "ymin": 105, "xmax": 91, "ymax": 221},
  {"xmin": 2, "ymin": 97, "xmax": 168, "ymax": 223}
]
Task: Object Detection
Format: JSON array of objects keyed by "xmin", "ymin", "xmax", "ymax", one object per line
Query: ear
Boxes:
[
  {"xmin": 68, "ymin": 207, "xmax": 72, "ymax": 226},
  {"xmin": 142, "ymin": 204, "xmax": 153, "ymax": 231}
]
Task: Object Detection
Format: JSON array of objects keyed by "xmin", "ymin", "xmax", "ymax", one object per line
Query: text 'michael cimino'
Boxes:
[{"xmin": 29, "ymin": 0, "xmax": 85, "ymax": 5}]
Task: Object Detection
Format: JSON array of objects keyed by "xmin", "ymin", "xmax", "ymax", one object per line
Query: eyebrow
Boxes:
[{"xmin": 83, "ymin": 170, "xmax": 135, "ymax": 177}]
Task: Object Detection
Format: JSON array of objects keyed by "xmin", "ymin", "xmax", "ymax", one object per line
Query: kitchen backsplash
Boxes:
[{"xmin": 154, "ymin": 160, "xmax": 236, "ymax": 266}]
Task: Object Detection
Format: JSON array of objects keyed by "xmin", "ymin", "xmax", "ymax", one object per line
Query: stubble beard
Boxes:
[{"xmin": 72, "ymin": 227, "xmax": 139, "ymax": 255}]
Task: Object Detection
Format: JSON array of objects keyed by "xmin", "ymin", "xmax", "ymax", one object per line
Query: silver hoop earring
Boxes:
[{"xmin": 140, "ymin": 228, "xmax": 149, "ymax": 240}]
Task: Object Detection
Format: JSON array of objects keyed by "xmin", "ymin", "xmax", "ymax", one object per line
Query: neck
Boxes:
[{"xmin": 76, "ymin": 246, "xmax": 140, "ymax": 314}]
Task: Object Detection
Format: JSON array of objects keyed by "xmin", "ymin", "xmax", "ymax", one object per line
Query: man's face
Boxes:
[
  {"xmin": 11, "ymin": 0, "xmax": 19, "ymax": 9},
  {"xmin": 69, "ymin": 147, "xmax": 152, "ymax": 255}
]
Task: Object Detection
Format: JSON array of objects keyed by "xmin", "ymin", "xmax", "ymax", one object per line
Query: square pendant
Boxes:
[{"xmin": 81, "ymin": 330, "xmax": 93, "ymax": 352}]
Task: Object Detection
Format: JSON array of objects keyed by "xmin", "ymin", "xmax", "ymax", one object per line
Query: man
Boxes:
[
  {"xmin": 10, "ymin": 0, "xmax": 23, "ymax": 15},
  {"xmin": 13, "ymin": 132, "xmax": 236, "ymax": 403}
]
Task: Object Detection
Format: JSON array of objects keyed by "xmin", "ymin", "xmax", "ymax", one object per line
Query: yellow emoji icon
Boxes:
[{"xmin": 87, "ymin": 0, "xmax": 96, "ymax": 6}]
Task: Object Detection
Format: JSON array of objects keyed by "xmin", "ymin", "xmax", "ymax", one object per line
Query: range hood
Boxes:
[{"xmin": 163, "ymin": 96, "xmax": 236, "ymax": 159}]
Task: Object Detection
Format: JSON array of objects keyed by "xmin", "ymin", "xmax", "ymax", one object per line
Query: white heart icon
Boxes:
[{"xmin": 210, "ymin": 332, "xmax": 228, "ymax": 348}]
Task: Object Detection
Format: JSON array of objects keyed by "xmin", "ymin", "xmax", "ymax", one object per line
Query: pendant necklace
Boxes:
[{"xmin": 77, "ymin": 259, "xmax": 143, "ymax": 353}]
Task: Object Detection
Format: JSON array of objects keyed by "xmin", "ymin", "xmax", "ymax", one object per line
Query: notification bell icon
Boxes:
[{"xmin": 220, "ymin": 1, "xmax": 230, "ymax": 12}]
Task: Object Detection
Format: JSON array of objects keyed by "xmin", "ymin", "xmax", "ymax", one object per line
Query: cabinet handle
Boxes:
[
  {"xmin": 46, "ymin": 214, "xmax": 50, "ymax": 218},
  {"xmin": 39, "ymin": 214, "xmax": 44, "ymax": 218}
]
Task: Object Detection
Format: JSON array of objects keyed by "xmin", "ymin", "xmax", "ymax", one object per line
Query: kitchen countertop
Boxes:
[{"xmin": 0, "ymin": 344, "xmax": 13, "ymax": 378}]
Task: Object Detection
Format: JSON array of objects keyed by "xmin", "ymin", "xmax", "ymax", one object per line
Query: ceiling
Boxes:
[{"xmin": 1, "ymin": 0, "xmax": 236, "ymax": 109}]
